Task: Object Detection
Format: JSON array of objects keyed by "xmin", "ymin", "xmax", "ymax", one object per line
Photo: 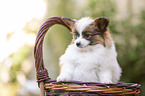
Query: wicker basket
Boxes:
[{"xmin": 34, "ymin": 16, "xmax": 140, "ymax": 96}]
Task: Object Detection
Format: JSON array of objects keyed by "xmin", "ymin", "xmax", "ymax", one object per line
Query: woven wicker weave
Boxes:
[{"xmin": 34, "ymin": 16, "xmax": 140, "ymax": 96}]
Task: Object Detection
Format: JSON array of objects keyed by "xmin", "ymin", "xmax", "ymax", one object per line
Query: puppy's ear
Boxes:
[
  {"xmin": 94, "ymin": 17, "xmax": 109, "ymax": 33},
  {"xmin": 62, "ymin": 17, "xmax": 76, "ymax": 29}
]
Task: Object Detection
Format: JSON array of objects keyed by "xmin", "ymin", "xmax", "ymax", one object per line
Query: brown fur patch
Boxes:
[
  {"xmin": 71, "ymin": 28, "xmax": 79, "ymax": 43},
  {"xmin": 82, "ymin": 23, "xmax": 112, "ymax": 48}
]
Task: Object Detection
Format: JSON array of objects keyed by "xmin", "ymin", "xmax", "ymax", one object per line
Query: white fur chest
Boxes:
[
  {"xmin": 57, "ymin": 43, "xmax": 121, "ymax": 83},
  {"xmin": 59, "ymin": 44, "xmax": 113, "ymax": 82}
]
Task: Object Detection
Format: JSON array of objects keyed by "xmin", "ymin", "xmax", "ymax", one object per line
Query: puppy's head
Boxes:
[{"xmin": 62, "ymin": 17, "xmax": 112, "ymax": 48}]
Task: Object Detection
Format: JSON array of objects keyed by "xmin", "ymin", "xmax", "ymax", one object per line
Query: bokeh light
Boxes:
[{"xmin": 0, "ymin": 0, "xmax": 46, "ymax": 96}]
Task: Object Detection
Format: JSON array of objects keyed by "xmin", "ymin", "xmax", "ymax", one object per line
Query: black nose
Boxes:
[{"xmin": 76, "ymin": 42, "xmax": 81, "ymax": 47}]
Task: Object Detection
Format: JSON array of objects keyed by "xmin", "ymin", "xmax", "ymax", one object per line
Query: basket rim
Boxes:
[{"xmin": 44, "ymin": 79, "xmax": 140, "ymax": 95}]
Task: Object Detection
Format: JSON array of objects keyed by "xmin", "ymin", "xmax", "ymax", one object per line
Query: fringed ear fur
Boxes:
[
  {"xmin": 62, "ymin": 17, "xmax": 76, "ymax": 29},
  {"xmin": 94, "ymin": 17, "xmax": 109, "ymax": 33}
]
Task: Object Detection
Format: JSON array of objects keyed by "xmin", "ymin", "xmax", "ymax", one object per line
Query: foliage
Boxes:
[
  {"xmin": 85, "ymin": 0, "xmax": 116, "ymax": 18},
  {"xmin": 115, "ymin": 11, "xmax": 145, "ymax": 95},
  {"xmin": 10, "ymin": 46, "xmax": 32, "ymax": 83}
]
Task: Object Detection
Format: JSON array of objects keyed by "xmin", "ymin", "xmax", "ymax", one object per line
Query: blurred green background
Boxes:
[{"xmin": 0, "ymin": 0, "xmax": 145, "ymax": 96}]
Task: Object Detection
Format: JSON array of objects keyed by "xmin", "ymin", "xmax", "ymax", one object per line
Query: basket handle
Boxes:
[{"xmin": 34, "ymin": 16, "xmax": 71, "ymax": 82}]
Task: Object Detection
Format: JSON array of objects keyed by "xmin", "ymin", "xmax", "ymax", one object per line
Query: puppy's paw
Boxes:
[{"xmin": 57, "ymin": 75, "xmax": 71, "ymax": 82}]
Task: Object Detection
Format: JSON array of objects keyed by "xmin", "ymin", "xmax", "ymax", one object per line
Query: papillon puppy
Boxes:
[{"xmin": 57, "ymin": 17, "xmax": 122, "ymax": 83}]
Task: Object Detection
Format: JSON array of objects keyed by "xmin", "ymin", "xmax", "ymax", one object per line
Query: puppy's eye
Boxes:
[
  {"xmin": 74, "ymin": 32, "xmax": 80, "ymax": 38},
  {"xmin": 83, "ymin": 33, "xmax": 91, "ymax": 39}
]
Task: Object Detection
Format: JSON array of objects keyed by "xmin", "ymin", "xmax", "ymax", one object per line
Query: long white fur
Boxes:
[{"xmin": 57, "ymin": 17, "xmax": 121, "ymax": 83}]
